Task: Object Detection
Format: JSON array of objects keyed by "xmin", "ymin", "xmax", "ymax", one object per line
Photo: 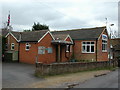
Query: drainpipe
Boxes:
[
  {"xmin": 96, "ymin": 39, "xmax": 98, "ymax": 62},
  {"xmin": 58, "ymin": 44, "xmax": 61, "ymax": 62}
]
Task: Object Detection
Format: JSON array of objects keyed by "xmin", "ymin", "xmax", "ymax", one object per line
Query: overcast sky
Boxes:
[{"xmin": 0, "ymin": 0, "xmax": 119, "ymax": 36}]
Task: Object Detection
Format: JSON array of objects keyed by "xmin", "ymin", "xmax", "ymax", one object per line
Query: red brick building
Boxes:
[
  {"xmin": 3, "ymin": 31, "xmax": 20, "ymax": 61},
  {"xmin": 2, "ymin": 26, "xmax": 110, "ymax": 64},
  {"xmin": 52, "ymin": 26, "xmax": 110, "ymax": 62},
  {"xmin": 19, "ymin": 30, "xmax": 73, "ymax": 64}
]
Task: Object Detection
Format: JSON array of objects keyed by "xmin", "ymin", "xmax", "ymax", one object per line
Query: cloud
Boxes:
[{"xmin": 1, "ymin": 0, "xmax": 118, "ymax": 33}]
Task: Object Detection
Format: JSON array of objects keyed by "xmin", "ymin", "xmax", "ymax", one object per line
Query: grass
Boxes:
[{"xmin": 35, "ymin": 66, "xmax": 118, "ymax": 78}]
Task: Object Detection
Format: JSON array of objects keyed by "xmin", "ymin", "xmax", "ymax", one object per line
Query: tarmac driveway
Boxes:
[{"xmin": 2, "ymin": 63, "xmax": 44, "ymax": 88}]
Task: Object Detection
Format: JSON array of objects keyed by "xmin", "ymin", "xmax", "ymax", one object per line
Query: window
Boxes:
[
  {"xmin": 102, "ymin": 34, "xmax": 107, "ymax": 52},
  {"xmin": 25, "ymin": 43, "xmax": 30, "ymax": 50},
  {"xmin": 82, "ymin": 41, "xmax": 95, "ymax": 53},
  {"xmin": 66, "ymin": 45, "xmax": 70, "ymax": 52},
  {"xmin": 48, "ymin": 47, "xmax": 53, "ymax": 53},
  {"xmin": 102, "ymin": 40, "xmax": 107, "ymax": 52},
  {"xmin": 11, "ymin": 43, "xmax": 15, "ymax": 50},
  {"xmin": 38, "ymin": 46, "xmax": 45, "ymax": 54}
]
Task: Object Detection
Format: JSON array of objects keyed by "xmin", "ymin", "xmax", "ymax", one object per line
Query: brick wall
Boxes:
[
  {"xmin": 6, "ymin": 34, "xmax": 19, "ymax": 51},
  {"xmin": 19, "ymin": 43, "xmax": 38, "ymax": 64},
  {"xmin": 74, "ymin": 40, "xmax": 96, "ymax": 61},
  {"xmin": 35, "ymin": 61, "xmax": 110, "ymax": 76},
  {"xmin": 73, "ymin": 30, "xmax": 109, "ymax": 61},
  {"xmin": 19, "ymin": 33, "xmax": 56, "ymax": 64},
  {"xmin": 37, "ymin": 33, "xmax": 56, "ymax": 64},
  {"xmin": 97, "ymin": 30, "xmax": 110, "ymax": 61}
]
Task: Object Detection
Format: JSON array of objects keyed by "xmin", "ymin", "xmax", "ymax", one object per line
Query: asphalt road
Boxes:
[
  {"xmin": 2, "ymin": 63, "xmax": 44, "ymax": 88},
  {"xmin": 72, "ymin": 68, "xmax": 119, "ymax": 88}
]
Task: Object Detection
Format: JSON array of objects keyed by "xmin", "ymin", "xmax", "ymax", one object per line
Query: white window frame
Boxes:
[
  {"xmin": 102, "ymin": 34, "xmax": 108, "ymax": 52},
  {"xmin": 25, "ymin": 43, "xmax": 30, "ymax": 51},
  {"xmin": 11, "ymin": 43, "xmax": 15, "ymax": 50},
  {"xmin": 82, "ymin": 41, "xmax": 95, "ymax": 53},
  {"xmin": 66, "ymin": 45, "xmax": 70, "ymax": 52},
  {"xmin": 102, "ymin": 39, "xmax": 107, "ymax": 52}
]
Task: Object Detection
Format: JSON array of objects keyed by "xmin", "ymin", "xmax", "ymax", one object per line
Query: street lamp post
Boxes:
[{"xmin": 109, "ymin": 24, "xmax": 114, "ymax": 67}]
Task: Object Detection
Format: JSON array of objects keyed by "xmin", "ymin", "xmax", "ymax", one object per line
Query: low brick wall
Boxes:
[{"xmin": 35, "ymin": 61, "xmax": 110, "ymax": 76}]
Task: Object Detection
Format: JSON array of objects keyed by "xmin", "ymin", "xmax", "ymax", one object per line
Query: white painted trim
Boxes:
[
  {"xmin": 5, "ymin": 33, "xmax": 9, "ymax": 38},
  {"xmin": 66, "ymin": 45, "xmax": 70, "ymax": 52},
  {"xmin": 10, "ymin": 33, "xmax": 19, "ymax": 42},
  {"xmin": 98, "ymin": 28, "xmax": 106, "ymax": 40},
  {"xmin": 64, "ymin": 35, "xmax": 73, "ymax": 44},
  {"xmin": 11, "ymin": 43, "xmax": 15, "ymax": 50},
  {"xmin": 5, "ymin": 32, "xmax": 19, "ymax": 42},
  {"xmin": 38, "ymin": 31, "xmax": 55, "ymax": 43},
  {"xmin": 81, "ymin": 41, "xmax": 95, "ymax": 53},
  {"xmin": 49, "ymin": 31, "xmax": 55, "ymax": 40},
  {"xmin": 102, "ymin": 50, "xmax": 107, "ymax": 52},
  {"xmin": 25, "ymin": 43, "xmax": 30, "ymax": 51}
]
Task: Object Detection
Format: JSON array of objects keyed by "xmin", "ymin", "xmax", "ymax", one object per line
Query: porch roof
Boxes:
[{"xmin": 51, "ymin": 40, "xmax": 73, "ymax": 45}]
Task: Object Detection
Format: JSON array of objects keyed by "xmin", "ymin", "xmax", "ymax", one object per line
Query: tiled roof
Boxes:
[
  {"xmin": 20, "ymin": 30, "xmax": 48, "ymax": 42},
  {"xmin": 11, "ymin": 32, "xmax": 21, "ymax": 40},
  {"xmin": 2, "ymin": 29, "xmax": 49, "ymax": 42},
  {"xmin": 52, "ymin": 33, "xmax": 69, "ymax": 40},
  {"xmin": 2, "ymin": 26, "xmax": 106, "ymax": 42},
  {"xmin": 52, "ymin": 26, "xmax": 106, "ymax": 40},
  {"xmin": 51, "ymin": 40, "xmax": 73, "ymax": 45},
  {"xmin": 2, "ymin": 29, "xmax": 9, "ymax": 36}
]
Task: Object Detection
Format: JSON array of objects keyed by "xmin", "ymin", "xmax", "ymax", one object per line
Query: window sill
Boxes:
[
  {"xmin": 102, "ymin": 50, "xmax": 107, "ymax": 52},
  {"xmin": 66, "ymin": 51, "xmax": 69, "ymax": 52},
  {"xmin": 82, "ymin": 52, "xmax": 95, "ymax": 54},
  {"xmin": 25, "ymin": 49, "xmax": 30, "ymax": 51}
]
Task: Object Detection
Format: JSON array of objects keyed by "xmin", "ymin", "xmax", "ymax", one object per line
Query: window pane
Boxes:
[
  {"xmin": 83, "ymin": 42, "xmax": 85, "ymax": 44},
  {"xmin": 87, "ymin": 42, "xmax": 90, "ymax": 44},
  {"xmin": 87, "ymin": 46, "xmax": 90, "ymax": 52},
  {"xmin": 26, "ymin": 46, "xmax": 29, "ymax": 49},
  {"xmin": 66, "ymin": 45, "xmax": 69, "ymax": 52},
  {"xmin": 91, "ymin": 42, "xmax": 94, "ymax": 44},
  {"xmin": 102, "ymin": 40, "xmax": 107, "ymax": 51},
  {"xmin": 82, "ymin": 46, "xmax": 86, "ymax": 52},
  {"xmin": 105, "ymin": 44, "xmax": 107, "ymax": 50},
  {"xmin": 91, "ymin": 46, "xmax": 94, "ymax": 52}
]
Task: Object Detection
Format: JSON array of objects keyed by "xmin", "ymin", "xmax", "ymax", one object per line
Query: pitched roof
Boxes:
[
  {"xmin": 2, "ymin": 29, "xmax": 9, "ymax": 36},
  {"xmin": 52, "ymin": 26, "xmax": 106, "ymax": 40},
  {"xmin": 2, "ymin": 29, "xmax": 49, "ymax": 42},
  {"xmin": 11, "ymin": 32, "xmax": 21, "ymax": 40},
  {"xmin": 20, "ymin": 30, "xmax": 48, "ymax": 42},
  {"xmin": 52, "ymin": 33, "xmax": 69, "ymax": 40}
]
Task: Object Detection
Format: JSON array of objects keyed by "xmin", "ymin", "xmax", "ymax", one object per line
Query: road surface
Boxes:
[
  {"xmin": 72, "ymin": 68, "xmax": 119, "ymax": 88},
  {"xmin": 2, "ymin": 63, "xmax": 44, "ymax": 88}
]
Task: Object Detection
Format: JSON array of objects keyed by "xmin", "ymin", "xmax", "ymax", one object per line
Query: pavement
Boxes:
[{"xmin": 2, "ymin": 62, "xmax": 44, "ymax": 88}]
